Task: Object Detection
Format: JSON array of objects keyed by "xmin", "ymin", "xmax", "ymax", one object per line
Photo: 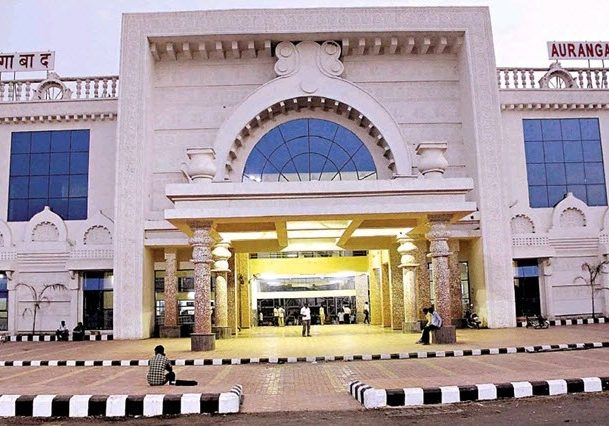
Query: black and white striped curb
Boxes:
[
  {"xmin": 2, "ymin": 341, "xmax": 608, "ymax": 367},
  {"xmin": 348, "ymin": 377, "xmax": 609, "ymax": 409},
  {"xmin": 2, "ymin": 334, "xmax": 113, "ymax": 342},
  {"xmin": 517, "ymin": 317, "xmax": 607, "ymax": 327},
  {"xmin": 0, "ymin": 385, "xmax": 242, "ymax": 417}
]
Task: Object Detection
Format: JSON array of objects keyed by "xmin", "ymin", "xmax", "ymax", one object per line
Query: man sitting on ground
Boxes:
[
  {"xmin": 147, "ymin": 345, "xmax": 176, "ymax": 385},
  {"xmin": 72, "ymin": 322, "xmax": 85, "ymax": 341},
  {"xmin": 56, "ymin": 320, "xmax": 69, "ymax": 341}
]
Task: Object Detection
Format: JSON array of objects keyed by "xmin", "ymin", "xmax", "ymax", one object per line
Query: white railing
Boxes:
[
  {"xmin": 0, "ymin": 75, "xmax": 119, "ymax": 103},
  {"xmin": 497, "ymin": 67, "xmax": 609, "ymax": 89}
]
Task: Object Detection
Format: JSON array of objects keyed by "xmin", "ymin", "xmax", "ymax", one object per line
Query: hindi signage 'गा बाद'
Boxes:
[
  {"xmin": 548, "ymin": 41, "xmax": 609, "ymax": 60},
  {"xmin": 0, "ymin": 51, "xmax": 55, "ymax": 73}
]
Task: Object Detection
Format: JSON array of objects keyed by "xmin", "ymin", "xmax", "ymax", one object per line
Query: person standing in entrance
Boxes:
[
  {"xmin": 343, "ymin": 305, "xmax": 351, "ymax": 324},
  {"xmin": 301, "ymin": 302, "xmax": 311, "ymax": 337},
  {"xmin": 273, "ymin": 306, "xmax": 279, "ymax": 326},
  {"xmin": 319, "ymin": 306, "xmax": 325, "ymax": 325},
  {"xmin": 363, "ymin": 301, "xmax": 370, "ymax": 324},
  {"xmin": 278, "ymin": 306, "xmax": 285, "ymax": 327}
]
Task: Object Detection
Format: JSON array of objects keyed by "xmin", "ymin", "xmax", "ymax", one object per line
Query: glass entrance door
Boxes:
[{"xmin": 514, "ymin": 259, "xmax": 541, "ymax": 317}]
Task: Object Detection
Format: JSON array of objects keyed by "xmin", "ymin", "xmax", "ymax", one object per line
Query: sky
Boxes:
[{"xmin": 1, "ymin": 0, "xmax": 609, "ymax": 78}]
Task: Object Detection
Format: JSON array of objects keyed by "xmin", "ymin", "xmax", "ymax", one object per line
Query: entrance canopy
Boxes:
[{"xmin": 165, "ymin": 178, "xmax": 476, "ymax": 251}]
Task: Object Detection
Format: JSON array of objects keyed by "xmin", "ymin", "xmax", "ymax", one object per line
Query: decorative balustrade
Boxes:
[
  {"xmin": 497, "ymin": 65, "xmax": 609, "ymax": 90},
  {"xmin": 0, "ymin": 75, "xmax": 119, "ymax": 103}
]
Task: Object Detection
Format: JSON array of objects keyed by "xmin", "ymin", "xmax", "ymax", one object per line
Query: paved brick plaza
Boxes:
[{"xmin": 2, "ymin": 325, "xmax": 609, "ymax": 412}]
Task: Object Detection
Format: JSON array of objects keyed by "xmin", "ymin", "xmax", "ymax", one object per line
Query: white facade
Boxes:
[{"xmin": 0, "ymin": 6, "xmax": 607, "ymax": 339}]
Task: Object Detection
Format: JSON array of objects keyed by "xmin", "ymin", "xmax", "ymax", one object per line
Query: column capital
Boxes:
[
  {"xmin": 396, "ymin": 234, "xmax": 419, "ymax": 269},
  {"xmin": 425, "ymin": 216, "xmax": 451, "ymax": 258},
  {"xmin": 212, "ymin": 240, "xmax": 232, "ymax": 272}
]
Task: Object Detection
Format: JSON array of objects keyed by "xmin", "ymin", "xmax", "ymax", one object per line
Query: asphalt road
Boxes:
[{"xmin": 2, "ymin": 392, "xmax": 608, "ymax": 425}]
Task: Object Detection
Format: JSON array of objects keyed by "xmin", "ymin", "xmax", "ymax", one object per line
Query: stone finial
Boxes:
[
  {"xmin": 182, "ymin": 148, "xmax": 217, "ymax": 182},
  {"xmin": 396, "ymin": 234, "xmax": 419, "ymax": 268},
  {"xmin": 415, "ymin": 142, "xmax": 448, "ymax": 178}
]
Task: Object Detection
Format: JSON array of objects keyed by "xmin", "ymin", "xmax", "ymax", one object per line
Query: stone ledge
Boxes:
[
  {"xmin": 0, "ymin": 385, "xmax": 242, "ymax": 417},
  {"xmin": 349, "ymin": 377, "xmax": 609, "ymax": 409}
]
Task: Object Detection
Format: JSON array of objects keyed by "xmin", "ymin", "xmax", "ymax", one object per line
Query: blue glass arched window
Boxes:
[{"xmin": 243, "ymin": 118, "xmax": 377, "ymax": 182}]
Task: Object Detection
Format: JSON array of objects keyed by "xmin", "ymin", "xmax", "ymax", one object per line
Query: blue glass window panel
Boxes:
[
  {"xmin": 29, "ymin": 176, "xmax": 49, "ymax": 198},
  {"xmin": 267, "ymin": 144, "xmax": 291, "ymax": 170},
  {"xmin": 9, "ymin": 176, "xmax": 28, "ymax": 199},
  {"xmin": 561, "ymin": 119, "xmax": 581, "ymax": 141},
  {"xmin": 326, "ymin": 144, "xmax": 350, "ymax": 170},
  {"xmin": 30, "ymin": 153, "xmax": 50, "ymax": 176},
  {"xmin": 526, "ymin": 163, "xmax": 546, "ymax": 185},
  {"xmin": 49, "ymin": 198, "xmax": 69, "ymax": 219},
  {"xmin": 334, "ymin": 127, "xmax": 362, "ymax": 153},
  {"xmin": 566, "ymin": 163, "xmax": 585, "ymax": 184},
  {"xmin": 547, "ymin": 185, "xmax": 567, "ymax": 206},
  {"xmin": 51, "ymin": 131, "xmax": 70, "ymax": 152},
  {"xmin": 28, "ymin": 199, "xmax": 46, "ymax": 218},
  {"xmin": 278, "ymin": 120, "xmax": 307, "ymax": 141},
  {"xmin": 541, "ymin": 119, "xmax": 562, "ymax": 140},
  {"xmin": 309, "ymin": 153, "xmax": 328, "ymax": 173},
  {"xmin": 69, "ymin": 175, "xmax": 88, "ymax": 198},
  {"xmin": 567, "ymin": 185, "xmax": 587, "ymax": 202},
  {"xmin": 256, "ymin": 128, "xmax": 284, "ymax": 154},
  {"xmin": 351, "ymin": 147, "xmax": 376, "ymax": 173},
  {"xmin": 49, "ymin": 175, "xmax": 69, "ymax": 198},
  {"xmin": 8, "ymin": 199, "xmax": 28, "ymax": 221},
  {"xmin": 524, "ymin": 142, "xmax": 544, "ymax": 163},
  {"xmin": 279, "ymin": 161, "xmax": 298, "ymax": 181},
  {"xmin": 68, "ymin": 198, "xmax": 87, "ymax": 220},
  {"xmin": 523, "ymin": 120, "xmax": 543, "ymax": 141},
  {"xmin": 309, "ymin": 119, "xmax": 337, "ymax": 139},
  {"xmin": 261, "ymin": 163, "xmax": 280, "ymax": 182},
  {"xmin": 308, "ymin": 136, "xmax": 332, "ymax": 157},
  {"xmin": 285, "ymin": 136, "xmax": 308, "ymax": 157},
  {"xmin": 582, "ymin": 140, "xmax": 602, "ymax": 161},
  {"xmin": 11, "ymin": 132, "xmax": 31, "ymax": 153},
  {"xmin": 71, "ymin": 130, "xmax": 90, "ymax": 152},
  {"xmin": 84, "ymin": 277, "xmax": 101, "ymax": 290},
  {"xmin": 584, "ymin": 162, "xmax": 605, "ymax": 184},
  {"xmin": 580, "ymin": 118, "xmax": 600, "ymax": 140},
  {"xmin": 291, "ymin": 154, "xmax": 309, "ymax": 179},
  {"xmin": 10, "ymin": 154, "xmax": 30, "ymax": 176},
  {"xmin": 529, "ymin": 186, "xmax": 548, "ymax": 208},
  {"xmin": 69, "ymin": 152, "xmax": 89, "ymax": 174},
  {"xmin": 31, "ymin": 132, "xmax": 51, "ymax": 153},
  {"xmin": 588, "ymin": 185, "xmax": 608, "ymax": 206},
  {"xmin": 544, "ymin": 141, "xmax": 563, "ymax": 162},
  {"xmin": 243, "ymin": 149, "xmax": 266, "ymax": 181},
  {"xmin": 50, "ymin": 153, "xmax": 70, "ymax": 175},
  {"xmin": 516, "ymin": 265, "xmax": 539, "ymax": 278},
  {"xmin": 546, "ymin": 163, "xmax": 566, "ymax": 185},
  {"xmin": 563, "ymin": 141, "xmax": 583, "ymax": 162},
  {"xmin": 320, "ymin": 161, "xmax": 339, "ymax": 181}
]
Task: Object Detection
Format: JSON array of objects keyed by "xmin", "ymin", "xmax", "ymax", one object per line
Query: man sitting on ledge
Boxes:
[
  {"xmin": 55, "ymin": 320, "xmax": 69, "ymax": 341},
  {"xmin": 416, "ymin": 306, "xmax": 442, "ymax": 345}
]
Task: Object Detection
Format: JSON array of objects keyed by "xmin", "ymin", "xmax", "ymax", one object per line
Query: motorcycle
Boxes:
[
  {"xmin": 525, "ymin": 313, "xmax": 549, "ymax": 329},
  {"xmin": 464, "ymin": 309, "xmax": 481, "ymax": 329}
]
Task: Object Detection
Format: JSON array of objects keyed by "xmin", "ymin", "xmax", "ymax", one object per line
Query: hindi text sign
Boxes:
[{"xmin": 0, "ymin": 51, "xmax": 55, "ymax": 73}]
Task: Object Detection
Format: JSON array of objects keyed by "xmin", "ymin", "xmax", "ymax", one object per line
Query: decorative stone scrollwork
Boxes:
[
  {"xmin": 538, "ymin": 62, "xmax": 577, "ymax": 89},
  {"xmin": 34, "ymin": 72, "xmax": 73, "ymax": 100},
  {"xmin": 32, "ymin": 221, "xmax": 60, "ymax": 242},
  {"xmin": 559, "ymin": 207, "xmax": 586, "ymax": 227},
  {"xmin": 274, "ymin": 41, "xmax": 299, "ymax": 77},
  {"xmin": 84, "ymin": 225, "xmax": 112, "ymax": 245},
  {"xmin": 511, "ymin": 214, "xmax": 535, "ymax": 234},
  {"xmin": 318, "ymin": 41, "xmax": 344, "ymax": 78}
]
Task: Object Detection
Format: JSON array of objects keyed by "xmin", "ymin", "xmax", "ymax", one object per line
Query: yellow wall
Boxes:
[{"xmin": 249, "ymin": 256, "xmax": 369, "ymax": 276}]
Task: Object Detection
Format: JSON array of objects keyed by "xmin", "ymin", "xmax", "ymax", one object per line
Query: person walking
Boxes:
[
  {"xmin": 363, "ymin": 301, "xmax": 370, "ymax": 324},
  {"xmin": 300, "ymin": 302, "xmax": 311, "ymax": 337},
  {"xmin": 278, "ymin": 306, "xmax": 285, "ymax": 327},
  {"xmin": 319, "ymin": 306, "xmax": 325, "ymax": 325},
  {"xmin": 416, "ymin": 306, "xmax": 442, "ymax": 345}
]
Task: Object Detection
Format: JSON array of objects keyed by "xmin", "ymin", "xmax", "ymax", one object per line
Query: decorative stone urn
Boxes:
[
  {"xmin": 182, "ymin": 148, "xmax": 217, "ymax": 182},
  {"xmin": 415, "ymin": 142, "xmax": 448, "ymax": 178}
]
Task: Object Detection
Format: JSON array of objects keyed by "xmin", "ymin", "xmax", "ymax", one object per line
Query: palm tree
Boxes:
[
  {"xmin": 575, "ymin": 260, "xmax": 609, "ymax": 319},
  {"xmin": 16, "ymin": 282, "xmax": 67, "ymax": 334}
]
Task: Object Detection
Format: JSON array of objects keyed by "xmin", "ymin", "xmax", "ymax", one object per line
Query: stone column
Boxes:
[
  {"xmin": 540, "ymin": 258, "xmax": 555, "ymax": 319},
  {"xmin": 227, "ymin": 248, "xmax": 238, "ymax": 335},
  {"xmin": 414, "ymin": 239, "xmax": 431, "ymax": 319},
  {"xmin": 397, "ymin": 235, "xmax": 420, "ymax": 332},
  {"xmin": 448, "ymin": 240, "xmax": 463, "ymax": 325},
  {"xmin": 236, "ymin": 253, "xmax": 251, "ymax": 329},
  {"xmin": 368, "ymin": 251, "xmax": 382, "ymax": 326},
  {"xmin": 389, "ymin": 245, "xmax": 404, "ymax": 330},
  {"xmin": 212, "ymin": 241, "xmax": 231, "ymax": 339},
  {"xmin": 354, "ymin": 274, "xmax": 369, "ymax": 324},
  {"xmin": 189, "ymin": 221, "xmax": 215, "ymax": 351},
  {"xmin": 426, "ymin": 215, "xmax": 456, "ymax": 343},
  {"xmin": 160, "ymin": 248, "xmax": 180, "ymax": 338},
  {"xmin": 381, "ymin": 262, "xmax": 391, "ymax": 327}
]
